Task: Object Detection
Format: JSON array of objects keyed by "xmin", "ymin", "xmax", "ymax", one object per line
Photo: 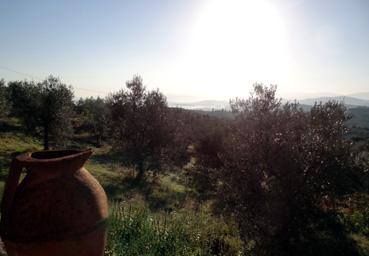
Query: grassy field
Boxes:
[
  {"xmin": 0, "ymin": 117, "xmax": 368, "ymax": 255},
  {"xmin": 0, "ymin": 118, "xmax": 41, "ymax": 193},
  {"xmin": 0, "ymin": 118, "xmax": 243, "ymax": 255}
]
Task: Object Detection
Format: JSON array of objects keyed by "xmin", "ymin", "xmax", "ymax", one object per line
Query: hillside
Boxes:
[
  {"xmin": 348, "ymin": 107, "xmax": 369, "ymax": 127},
  {"xmin": 0, "ymin": 116, "xmax": 369, "ymax": 255},
  {"xmin": 348, "ymin": 92, "xmax": 369, "ymax": 100}
]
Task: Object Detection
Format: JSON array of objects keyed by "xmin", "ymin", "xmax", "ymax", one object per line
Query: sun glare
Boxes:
[{"xmin": 180, "ymin": 0, "xmax": 291, "ymax": 98}]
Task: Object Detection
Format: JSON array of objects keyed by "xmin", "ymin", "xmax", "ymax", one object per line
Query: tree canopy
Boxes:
[
  {"xmin": 107, "ymin": 76, "xmax": 169, "ymax": 181},
  {"xmin": 75, "ymin": 97, "xmax": 110, "ymax": 147},
  {"xmin": 194, "ymin": 84, "xmax": 359, "ymax": 254},
  {"xmin": 8, "ymin": 76, "xmax": 74, "ymax": 150},
  {"xmin": 0, "ymin": 79, "xmax": 9, "ymax": 119}
]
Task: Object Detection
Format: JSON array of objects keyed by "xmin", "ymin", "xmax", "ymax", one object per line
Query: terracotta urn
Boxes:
[{"xmin": 0, "ymin": 149, "xmax": 108, "ymax": 256}]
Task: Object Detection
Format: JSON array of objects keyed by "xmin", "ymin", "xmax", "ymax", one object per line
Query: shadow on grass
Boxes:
[
  {"xmin": 68, "ymin": 134, "xmax": 99, "ymax": 149},
  {"xmin": 101, "ymin": 173, "xmax": 188, "ymax": 213},
  {"xmin": 90, "ymin": 150, "xmax": 122, "ymax": 166},
  {"xmin": 294, "ymin": 213, "xmax": 361, "ymax": 256},
  {"xmin": 0, "ymin": 119, "xmax": 24, "ymax": 133}
]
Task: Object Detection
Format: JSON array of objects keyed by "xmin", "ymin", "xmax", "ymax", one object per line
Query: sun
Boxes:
[{"xmin": 180, "ymin": 0, "xmax": 291, "ymax": 98}]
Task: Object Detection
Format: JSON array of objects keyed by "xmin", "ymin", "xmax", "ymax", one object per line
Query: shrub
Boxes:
[{"xmin": 342, "ymin": 194, "xmax": 369, "ymax": 236}]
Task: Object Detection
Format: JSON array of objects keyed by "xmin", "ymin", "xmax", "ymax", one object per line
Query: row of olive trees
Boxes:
[
  {"xmin": 1, "ymin": 76, "xmax": 108, "ymax": 150},
  {"xmin": 1, "ymin": 75, "xmax": 173, "ymax": 182}
]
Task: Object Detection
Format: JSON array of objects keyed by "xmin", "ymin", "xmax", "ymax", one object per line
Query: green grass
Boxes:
[
  {"xmin": 105, "ymin": 202, "xmax": 243, "ymax": 256},
  {"xmin": 0, "ymin": 118, "xmax": 41, "ymax": 195},
  {"xmin": 86, "ymin": 146, "xmax": 125, "ymax": 191},
  {"xmin": 350, "ymin": 234, "xmax": 369, "ymax": 256},
  {"xmin": 339, "ymin": 193, "xmax": 369, "ymax": 255}
]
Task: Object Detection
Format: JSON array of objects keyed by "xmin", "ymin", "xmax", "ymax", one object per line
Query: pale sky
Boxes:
[{"xmin": 1, "ymin": 0, "xmax": 369, "ymax": 101}]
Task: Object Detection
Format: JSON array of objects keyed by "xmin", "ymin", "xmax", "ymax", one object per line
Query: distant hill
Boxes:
[
  {"xmin": 170, "ymin": 100, "xmax": 314, "ymax": 111},
  {"xmin": 347, "ymin": 107, "xmax": 369, "ymax": 127},
  {"xmin": 299, "ymin": 96, "xmax": 369, "ymax": 107},
  {"xmin": 170, "ymin": 96, "xmax": 369, "ymax": 111},
  {"xmin": 347, "ymin": 92, "xmax": 369, "ymax": 100},
  {"xmin": 169, "ymin": 100, "xmax": 229, "ymax": 111}
]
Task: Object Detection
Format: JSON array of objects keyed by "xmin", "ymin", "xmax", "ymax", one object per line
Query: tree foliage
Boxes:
[
  {"xmin": 165, "ymin": 108, "xmax": 224, "ymax": 169},
  {"xmin": 75, "ymin": 97, "xmax": 110, "ymax": 147},
  {"xmin": 107, "ymin": 76, "xmax": 169, "ymax": 180},
  {"xmin": 0, "ymin": 79, "xmax": 9, "ymax": 119},
  {"xmin": 194, "ymin": 84, "xmax": 359, "ymax": 254},
  {"xmin": 8, "ymin": 76, "xmax": 74, "ymax": 150}
]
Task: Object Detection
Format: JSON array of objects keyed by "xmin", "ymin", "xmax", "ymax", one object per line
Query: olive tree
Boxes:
[
  {"xmin": 75, "ymin": 97, "xmax": 110, "ymax": 147},
  {"xmin": 107, "ymin": 76, "xmax": 169, "ymax": 181},
  {"xmin": 8, "ymin": 76, "xmax": 74, "ymax": 150},
  {"xmin": 0, "ymin": 79, "xmax": 9, "ymax": 119},
  {"xmin": 194, "ymin": 84, "xmax": 357, "ymax": 254}
]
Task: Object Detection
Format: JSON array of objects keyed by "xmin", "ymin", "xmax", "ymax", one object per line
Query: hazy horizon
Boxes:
[{"xmin": 1, "ymin": 0, "xmax": 369, "ymax": 101}]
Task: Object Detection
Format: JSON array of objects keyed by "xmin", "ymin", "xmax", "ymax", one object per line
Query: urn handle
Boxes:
[{"xmin": 1, "ymin": 158, "xmax": 23, "ymax": 220}]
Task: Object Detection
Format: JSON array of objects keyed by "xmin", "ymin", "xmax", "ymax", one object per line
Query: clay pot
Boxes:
[{"xmin": 0, "ymin": 149, "xmax": 108, "ymax": 256}]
